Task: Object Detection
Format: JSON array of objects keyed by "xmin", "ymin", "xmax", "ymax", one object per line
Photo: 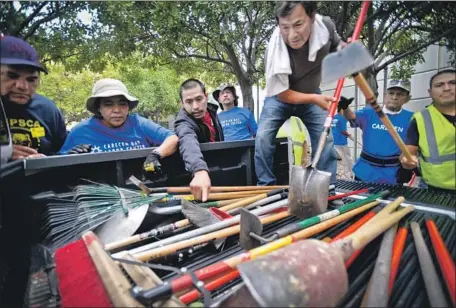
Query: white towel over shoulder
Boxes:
[{"xmin": 265, "ymin": 14, "xmax": 330, "ymax": 98}]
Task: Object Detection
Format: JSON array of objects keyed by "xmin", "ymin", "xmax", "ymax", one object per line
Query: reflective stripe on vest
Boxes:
[
  {"xmin": 420, "ymin": 108, "xmax": 456, "ymax": 163},
  {"xmin": 277, "ymin": 117, "xmax": 306, "ymax": 165}
]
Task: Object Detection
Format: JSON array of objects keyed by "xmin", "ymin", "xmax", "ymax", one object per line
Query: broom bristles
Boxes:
[{"xmin": 55, "ymin": 239, "xmax": 112, "ymax": 307}]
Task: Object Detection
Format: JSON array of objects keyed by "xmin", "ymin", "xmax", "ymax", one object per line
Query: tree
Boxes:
[
  {"xmin": 94, "ymin": 1, "xmax": 276, "ymax": 112},
  {"xmin": 0, "ymin": 2, "xmax": 99, "ymax": 66},
  {"xmin": 116, "ymin": 55, "xmax": 181, "ymax": 122},
  {"xmin": 94, "ymin": 1, "xmax": 455, "ymax": 111},
  {"xmin": 38, "ymin": 63, "xmax": 96, "ymax": 123},
  {"xmin": 3, "ymin": 1, "xmax": 455, "ymax": 112}
]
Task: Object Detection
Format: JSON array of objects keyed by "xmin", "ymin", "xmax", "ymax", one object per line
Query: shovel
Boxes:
[
  {"xmin": 291, "ymin": 1, "xmax": 372, "ymax": 218},
  {"xmin": 321, "ymin": 41, "xmax": 374, "ymax": 86}
]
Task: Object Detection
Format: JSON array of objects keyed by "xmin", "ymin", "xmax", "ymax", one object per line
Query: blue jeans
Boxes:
[{"xmin": 254, "ymin": 95, "xmax": 338, "ymax": 185}]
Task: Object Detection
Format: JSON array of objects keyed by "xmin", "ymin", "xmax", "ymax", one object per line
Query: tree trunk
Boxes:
[
  {"xmin": 224, "ymin": 43, "xmax": 255, "ymax": 113},
  {"xmin": 360, "ymin": 66, "xmax": 379, "ymax": 103},
  {"xmin": 238, "ymin": 77, "xmax": 255, "ymax": 113}
]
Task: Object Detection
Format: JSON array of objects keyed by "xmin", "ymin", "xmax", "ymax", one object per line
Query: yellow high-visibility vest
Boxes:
[
  {"xmin": 414, "ymin": 104, "xmax": 455, "ymax": 190},
  {"xmin": 276, "ymin": 116, "xmax": 307, "ymax": 166}
]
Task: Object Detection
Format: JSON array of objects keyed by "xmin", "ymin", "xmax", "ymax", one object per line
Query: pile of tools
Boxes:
[{"xmin": 33, "ymin": 172, "xmax": 452, "ymax": 308}]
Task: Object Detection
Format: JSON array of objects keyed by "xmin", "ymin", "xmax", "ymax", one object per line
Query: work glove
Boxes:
[
  {"xmin": 143, "ymin": 149, "xmax": 163, "ymax": 179},
  {"xmin": 395, "ymin": 166, "xmax": 414, "ymax": 185},
  {"xmin": 67, "ymin": 144, "xmax": 92, "ymax": 155},
  {"xmin": 338, "ymin": 96, "xmax": 354, "ymax": 111}
]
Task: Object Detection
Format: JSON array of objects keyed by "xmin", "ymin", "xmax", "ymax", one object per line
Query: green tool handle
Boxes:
[{"xmin": 275, "ymin": 190, "xmax": 390, "ymax": 237}]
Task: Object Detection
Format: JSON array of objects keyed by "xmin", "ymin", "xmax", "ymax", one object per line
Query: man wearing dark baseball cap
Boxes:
[{"xmin": 0, "ymin": 35, "xmax": 67, "ymax": 160}]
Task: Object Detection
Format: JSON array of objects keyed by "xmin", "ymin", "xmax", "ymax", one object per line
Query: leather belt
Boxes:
[{"xmin": 360, "ymin": 151, "xmax": 400, "ymax": 167}]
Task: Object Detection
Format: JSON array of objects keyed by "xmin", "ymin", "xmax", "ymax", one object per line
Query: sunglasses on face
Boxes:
[{"xmin": 389, "ymin": 80, "xmax": 410, "ymax": 87}]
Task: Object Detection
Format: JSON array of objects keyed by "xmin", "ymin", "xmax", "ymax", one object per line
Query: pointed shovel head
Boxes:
[
  {"xmin": 239, "ymin": 208, "xmax": 263, "ymax": 250},
  {"xmin": 321, "ymin": 41, "xmax": 375, "ymax": 86},
  {"xmin": 288, "ymin": 165, "xmax": 331, "ymax": 219},
  {"xmin": 95, "ymin": 203, "xmax": 149, "ymax": 245}
]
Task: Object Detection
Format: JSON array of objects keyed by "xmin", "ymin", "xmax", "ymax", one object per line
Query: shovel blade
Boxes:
[
  {"xmin": 239, "ymin": 208, "xmax": 263, "ymax": 250},
  {"xmin": 95, "ymin": 203, "xmax": 149, "ymax": 245},
  {"xmin": 288, "ymin": 165, "xmax": 331, "ymax": 218},
  {"xmin": 321, "ymin": 41, "xmax": 374, "ymax": 86}
]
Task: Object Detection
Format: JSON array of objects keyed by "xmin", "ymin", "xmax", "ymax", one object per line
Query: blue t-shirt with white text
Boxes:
[
  {"xmin": 331, "ymin": 114, "xmax": 348, "ymax": 146},
  {"xmin": 218, "ymin": 107, "xmax": 258, "ymax": 141},
  {"xmin": 58, "ymin": 113, "xmax": 174, "ymax": 154},
  {"xmin": 350, "ymin": 106, "xmax": 413, "ymax": 184}
]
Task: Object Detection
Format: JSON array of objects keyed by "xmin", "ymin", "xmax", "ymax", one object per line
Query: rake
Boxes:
[{"xmin": 41, "ymin": 181, "xmax": 166, "ymax": 248}]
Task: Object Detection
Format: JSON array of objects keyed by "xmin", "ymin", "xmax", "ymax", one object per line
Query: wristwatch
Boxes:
[{"xmin": 152, "ymin": 148, "xmax": 162, "ymax": 158}]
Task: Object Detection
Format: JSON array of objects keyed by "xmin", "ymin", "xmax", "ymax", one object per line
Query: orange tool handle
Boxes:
[
  {"xmin": 331, "ymin": 211, "xmax": 376, "ymax": 242},
  {"xmin": 426, "ymin": 219, "xmax": 456, "ymax": 306},
  {"xmin": 388, "ymin": 226, "xmax": 408, "ymax": 295},
  {"xmin": 179, "ymin": 269, "xmax": 240, "ymax": 304}
]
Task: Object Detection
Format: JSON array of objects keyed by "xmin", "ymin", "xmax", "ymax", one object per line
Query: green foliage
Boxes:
[
  {"xmin": 38, "ymin": 63, "xmax": 95, "ymax": 123},
  {"xmin": 39, "ymin": 55, "xmax": 181, "ymax": 124},
  {"xmin": 3, "ymin": 1, "xmax": 455, "ymax": 112},
  {"xmin": 92, "ymin": 1, "xmax": 276, "ymax": 110},
  {"xmin": 117, "ymin": 55, "xmax": 181, "ymax": 121}
]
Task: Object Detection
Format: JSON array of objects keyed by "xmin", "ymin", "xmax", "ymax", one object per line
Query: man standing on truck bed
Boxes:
[{"xmin": 255, "ymin": 1, "xmax": 345, "ymax": 204}]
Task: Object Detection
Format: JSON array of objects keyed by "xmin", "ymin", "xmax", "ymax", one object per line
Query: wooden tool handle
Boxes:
[
  {"xmin": 82, "ymin": 232, "xmax": 143, "ymax": 307},
  {"xmin": 219, "ymin": 193, "xmax": 266, "ymax": 212},
  {"xmin": 353, "ymin": 73, "xmax": 414, "ymax": 161},
  {"xmin": 349, "ymin": 205, "xmax": 414, "ymax": 253},
  {"xmin": 168, "ymin": 185, "xmax": 288, "ymax": 193},
  {"xmin": 357, "ymin": 196, "xmax": 404, "ymax": 234},
  {"xmin": 119, "ymin": 253, "xmax": 185, "ymax": 307},
  {"xmin": 361, "ymin": 223, "xmax": 397, "ymax": 307},
  {"xmin": 105, "ymin": 234, "xmax": 142, "ymax": 251},
  {"xmin": 135, "ymin": 211, "xmax": 290, "ymax": 262},
  {"xmin": 411, "ymin": 222, "xmax": 448, "ymax": 307}
]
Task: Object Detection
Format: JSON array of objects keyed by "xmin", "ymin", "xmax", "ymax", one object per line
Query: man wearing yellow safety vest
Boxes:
[
  {"xmin": 400, "ymin": 69, "xmax": 456, "ymax": 192},
  {"xmin": 276, "ymin": 116, "xmax": 308, "ymax": 166}
]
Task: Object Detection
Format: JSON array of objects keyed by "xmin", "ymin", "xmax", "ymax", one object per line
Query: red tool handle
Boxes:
[
  {"xmin": 327, "ymin": 188, "xmax": 368, "ymax": 201},
  {"xmin": 408, "ymin": 173, "xmax": 416, "ymax": 187},
  {"xmin": 426, "ymin": 219, "xmax": 456, "ymax": 306},
  {"xmin": 326, "ymin": 1, "xmax": 371, "ymax": 124},
  {"xmin": 331, "ymin": 211, "xmax": 376, "ymax": 242}
]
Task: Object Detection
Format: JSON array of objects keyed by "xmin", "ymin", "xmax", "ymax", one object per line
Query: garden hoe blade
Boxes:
[
  {"xmin": 321, "ymin": 41, "xmax": 374, "ymax": 85},
  {"xmin": 239, "ymin": 208, "xmax": 263, "ymax": 250},
  {"xmin": 288, "ymin": 165, "xmax": 331, "ymax": 219}
]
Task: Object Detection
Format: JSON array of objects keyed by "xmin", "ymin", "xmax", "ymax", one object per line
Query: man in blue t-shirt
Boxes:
[
  {"xmin": 213, "ymin": 84, "xmax": 257, "ymax": 141},
  {"xmin": 1, "ymin": 35, "xmax": 67, "ymax": 160},
  {"xmin": 58, "ymin": 78, "xmax": 178, "ymax": 179},
  {"xmin": 331, "ymin": 97, "xmax": 354, "ymax": 179},
  {"xmin": 340, "ymin": 80, "xmax": 414, "ymax": 184}
]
